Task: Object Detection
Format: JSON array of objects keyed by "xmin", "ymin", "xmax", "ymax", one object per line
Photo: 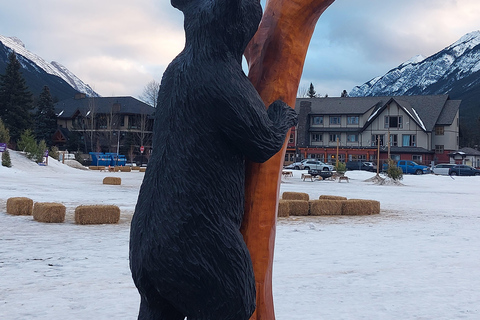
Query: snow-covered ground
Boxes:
[{"xmin": 1, "ymin": 150, "xmax": 479, "ymax": 319}]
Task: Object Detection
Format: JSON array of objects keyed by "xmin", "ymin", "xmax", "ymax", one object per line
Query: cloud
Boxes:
[{"xmin": 1, "ymin": 0, "xmax": 479, "ymax": 98}]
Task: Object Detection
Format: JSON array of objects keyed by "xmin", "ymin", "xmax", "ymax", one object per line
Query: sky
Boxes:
[{"xmin": 1, "ymin": 0, "xmax": 480, "ymax": 98}]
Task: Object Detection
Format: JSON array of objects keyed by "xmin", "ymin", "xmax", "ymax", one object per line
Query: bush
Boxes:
[
  {"xmin": 49, "ymin": 146, "xmax": 59, "ymax": 160},
  {"xmin": 385, "ymin": 159, "xmax": 403, "ymax": 181},
  {"xmin": 2, "ymin": 149, "xmax": 12, "ymax": 167},
  {"xmin": 17, "ymin": 130, "xmax": 47, "ymax": 163},
  {"xmin": 335, "ymin": 162, "xmax": 346, "ymax": 173}
]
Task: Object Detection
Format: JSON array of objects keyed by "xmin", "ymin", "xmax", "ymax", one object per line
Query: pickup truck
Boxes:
[{"xmin": 396, "ymin": 160, "xmax": 430, "ymax": 175}]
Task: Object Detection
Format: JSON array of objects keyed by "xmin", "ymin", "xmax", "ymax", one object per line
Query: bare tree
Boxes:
[{"xmin": 139, "ymin": 80, "xmax": 160, "ymax": 107}]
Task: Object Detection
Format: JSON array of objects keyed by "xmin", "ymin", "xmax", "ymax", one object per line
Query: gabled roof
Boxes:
[
  {"xmin": 297, "ymin": 94, "xmax": 459, "ymax": 132},
  {"xmin": 296, "ymin": 97, "xmax": 384, "ymax": 115},
  {"xmin": 54, "ymin": 96, "xmax": 155, "ymax": 119}
]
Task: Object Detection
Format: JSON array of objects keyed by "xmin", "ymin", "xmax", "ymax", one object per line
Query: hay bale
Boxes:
[
  {"xmin": 342, "ymin": 199, "xmax": 380, "ymax": 215},
  {"xmin": 103, "ymin": 177, "xmax": 121, "ymax": 185},
  {"xmin": 74, "ymin": 205, "xmax": 120, "ymax": 224},
  {"xmin": 139, "ymin": 167, "xmax": 146, "ymax": 172},
  {"xmin": 309, "ymin": 200, "xmax": 343, "ymax": 216},
  {"xmin": 278, "ymin": 200, "xmax": 289, "ymax": 217},
  {"xmin": 285, "ymin": 200, "xmax": 309, "ymax": 216},
  {"xmin": 132, "ymin": 166, "xmax": 140, "ymax": 170},
  {"xmin": 120, "ymin": 166, "xmax": 132, "ymax": 172},
  {"xmin": 89, "ymin": 165, "xmax": 98, "ymax": 170},
  {"xmin": 6, "ymin": 197, "xmax": 33, "ymax": 215},
  {"xmin": 282, "ymin": 192, "xmax": 309, "ymax": 201},
  {"xmin": 33, "ymin": 202, "xmax": 66, "ymax": 223},
  {"xmin": 319, "ymin": 195, "xmax": 347, "ymax": 201}
]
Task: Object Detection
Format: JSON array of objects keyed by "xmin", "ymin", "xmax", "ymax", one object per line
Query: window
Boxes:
[
  {"xmin": 402, "ymin": 134, "xmax": 416, "ymax": 147},
  {"xmin": 412, "ymin": 155, "xmax": 422, "ymax": 163},
  {"xmin": 435, "ymin": 145, "xmax": 444, "ymax": 154},
  {"xmin": 312, "ymin": 116, "xmax": 323, "ymax": 125},
  {"xmin": 435, "ymin": 126, "xmax": 444, "ymax": 135},
  {"xmin": 384, "ymin": 116, "xmax": 403, "ymax": 128},
  {"xmin": 390, "ymin": 134, "xmax": 398, "ymax": 146},
  {"xmin": 289, "ymin": 133, "xmax": 294, "ymax": 143},
  {"xmin": 347, "ymin": 134, "xmax": 358, "ymax": 142},
  {"xmin": 311, "ymin": 133, "xmax": 322, "ymax": 143},
  {"xmin": 347, "ymin": 116, "xmax": 359, "ymax": 125},
  {"xmin": 371, "ymin": 134, "xmax": 385, "ymax": 146},
  {"xmin": 329, "ymin": 134, "xmax": 340, "ymax": 142},
  {"xmin": 330, "ymin": 116, "xmax": 341, "ymax": 125}
]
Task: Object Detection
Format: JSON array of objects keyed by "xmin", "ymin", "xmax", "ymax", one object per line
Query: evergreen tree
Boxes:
[
  {"xmin": 341, "ymin": 90, "xmax": 349, "ymax": 97},
  {"xmin": 2, "ymin": 149, "xmax": 12, "ymax": 167},
  {"xmin": 0, "ymin": 52, "xmax": 33, "ymax": 143},
  {"xmin": 34, "ymin": 86, "xmax": 57, "ymax": 147},
  {"xmin": 0, "ymin": 118, "xmax": 10, "ymax": 143},
  {"xmin": 307, "ymin": 83, "xmax": 317, "ymax": 98}
]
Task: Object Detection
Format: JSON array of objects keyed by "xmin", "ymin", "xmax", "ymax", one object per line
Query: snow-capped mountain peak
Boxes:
[
  {"xmin": 0, "ymin": 35, "xmax": 98, "ymax": 97},
  {"xmin": 350, "ymin": 30, "xmax": 480, "ymax": 98}
]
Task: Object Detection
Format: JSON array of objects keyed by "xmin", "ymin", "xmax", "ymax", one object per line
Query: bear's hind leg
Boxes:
[{"xmin": 138, "ymin": 295, "xmax": 185, "ymax": 320}]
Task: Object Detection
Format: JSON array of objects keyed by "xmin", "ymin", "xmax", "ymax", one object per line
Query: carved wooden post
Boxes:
[{"xmin": 241, "ymin": 0, "xmax": 335, "ymax": 319}]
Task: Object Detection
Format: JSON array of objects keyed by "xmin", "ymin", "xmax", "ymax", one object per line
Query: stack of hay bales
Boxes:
[
  {"xmin": 6, "ymin": 197, "xmax": 33, "ymax": 215},
  {"xmin": 74, "ymin": 205, "xmax": 120, "ymax": 224},
  {"xmin": 33, "ymin": 202, "xmax": 66, "ymax": 223},
  {"xmin": 279, "ymin": 192, "xmax": 380, "ymax": 216},
  {"xmin": 103, "ymin": 177, "xmax": 121, "ymax": 185},
  {"xmin": 280, "ymin": 192, "xmax": 309, "ymax": 217}
]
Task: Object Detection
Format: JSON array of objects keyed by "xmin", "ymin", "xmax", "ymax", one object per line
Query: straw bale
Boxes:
[
  {"xmin": 33, "ymin": 202, "xmax": 66, "ymax": 223},
  {"xmin": 132, "ymin": 166, "xmax": 141, "ymax": 170},
  {"xmin": 309, "ymin": 200, "xmax": 343, "ymax": 216},
  {"xmin": 278, "ymin": 200, "xmax": 289, "ymax": 217},
  {"xmin": 319, "ymin": 195, "xmax": 347, "ymax": 201},
  {"xmin": 120, "ymin": 166, "xmax": 132, "ymax": 172},
  {"xmin": 6, "ymin": 197, "xmax": 33, "ymax": 215},
  {"xmin": 286, "ymin": 200, "xmax": 309, "ymax": 216},
  {"xmin": 282, "ymin": 192, "xmax": 309, "ymax": 201},
  {"xmin": 89, "ymin": 166, "xmax": 98, "ymax": 170},
  {"xmin": 103, "ymin": 177, "xmax": 122, "ymax": 185},
  {"xmin": 342, "ymin": 199, "xmax": 380, "ymax": 215},
  {"xmin": 74, "ymin": 205, "xmax": 121, "ymax": 224},
  {"xmin": 139, "ymin": 167, "xmax": 146, "ymax": 172}
]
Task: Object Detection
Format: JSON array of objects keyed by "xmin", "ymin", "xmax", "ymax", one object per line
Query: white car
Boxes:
[{"xmin": 432, "ymin": 163, "xmax": 456, "ymax": 175}]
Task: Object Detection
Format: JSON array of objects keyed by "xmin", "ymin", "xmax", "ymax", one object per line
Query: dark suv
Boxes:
[
  {"xmin": 448, "ymin": 165, "xmax": 480, "ymax": 176},
  {"xmin": 346, "ymin": 161, "xmax": 376, "ymax": 172}
]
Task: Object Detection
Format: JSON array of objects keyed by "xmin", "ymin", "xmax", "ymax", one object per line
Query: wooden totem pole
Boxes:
[{"xmin": 241, "ymin": 0, "xmax": 335, "ymax": 319}]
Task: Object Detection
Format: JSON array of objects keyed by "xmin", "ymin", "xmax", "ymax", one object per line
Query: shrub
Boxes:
[
  {"xmin": 49, "ymin": 146, "xmax": 59, "ymax": 160},
  {"xmin": 335, "ymin": 162, "xmax": 347, "ymax": 173},
  {"xmin": 2, "ymin": 149, "xmax": 12, "ymax": 167},
  {"xmin": 17, "ymin": 130, "xmax": 46, "ymax": 163},
  {"xmin": 385, "ymin": 159, "xmax": 403, "ymax": 181}
]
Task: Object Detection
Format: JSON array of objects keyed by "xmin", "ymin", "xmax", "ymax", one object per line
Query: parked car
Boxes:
[
  {"xmin": 396, "ymin": 160, "xmax": 430, "ymax": 175},
  {"xmin": 448, "ymin": 165, "xmax": 480, "ymax": 176},
  {"xmin": 346, "ymin": 161, "xmax": 376, "ymax": 172},
  {"xmin": 432, "ymin": 163, "xmax": 456, "ymax": 175},
  {"xmin": 301, "ymin": 160, "xmax": 334, "ymax": 171}
]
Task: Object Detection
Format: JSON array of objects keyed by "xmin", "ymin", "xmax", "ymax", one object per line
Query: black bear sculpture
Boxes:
[{"xmin": 129, "ymin": 0, "xmax": 297, "ymax": 318}]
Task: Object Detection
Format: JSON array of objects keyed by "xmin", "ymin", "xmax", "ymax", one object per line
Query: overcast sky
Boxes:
[{"xmin": 1, "ymin": 0, "xmax": 479, "ymax": 99}]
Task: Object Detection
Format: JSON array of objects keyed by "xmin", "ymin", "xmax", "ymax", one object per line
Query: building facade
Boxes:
[
  {"xmin": 53, "ymin": 94, "xmax": 155, "ymax": 158},
  {"xmin": 294, "ymin": 95, "xmax": 460, "ymax": 166}
]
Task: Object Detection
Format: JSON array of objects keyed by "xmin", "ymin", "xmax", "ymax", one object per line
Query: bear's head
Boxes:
[{"xmin": 171, "ymin": 0, "xmax": 262, "ymax": 61}]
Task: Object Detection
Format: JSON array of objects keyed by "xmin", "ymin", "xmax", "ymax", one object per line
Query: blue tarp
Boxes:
[{"xmin": 89, "ymin": 152, "xmax": 127, "ymax": 166}]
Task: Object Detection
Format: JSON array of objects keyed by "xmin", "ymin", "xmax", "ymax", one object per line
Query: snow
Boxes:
[{"xmin": 1, "ymin": 150, "xmax": 480, "ymax": 319}]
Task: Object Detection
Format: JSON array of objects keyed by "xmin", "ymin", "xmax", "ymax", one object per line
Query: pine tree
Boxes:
[
  {"xmin": 2, "ymin": 149, "xmax": 12, "ymax": 167},
  {"xmin": 34, "ymin": 86, "xmax": 57, "ymax": 147},
  {"xmin": 307, "ymin": 83, "xmax": 317, "ymax": 98},
  {"xmin": 0, "ymin": 52, "xmax": 33, "ymax": 143},
  {"xmin": 0, "ymin": 118, "xmax": 10, "ymax": 143}
]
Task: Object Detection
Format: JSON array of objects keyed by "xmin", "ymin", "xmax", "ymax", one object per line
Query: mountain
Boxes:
[
  {"xmin": 349, "ymin": 31, "xmax": 480, "ymax": 146},
  {"xmin": 0, "ymin": 35, "xmax": 99, "ymax": 100}
]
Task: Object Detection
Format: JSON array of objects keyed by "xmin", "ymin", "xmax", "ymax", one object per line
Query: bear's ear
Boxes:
[{"xmin": 171, "ymin": 0, "xmax": 194, "ymax": 11}]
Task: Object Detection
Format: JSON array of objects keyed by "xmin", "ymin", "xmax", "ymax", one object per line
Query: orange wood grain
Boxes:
[{"xmin": 241, "ymin": 0, "xmax": 335, "ymax": 319}]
